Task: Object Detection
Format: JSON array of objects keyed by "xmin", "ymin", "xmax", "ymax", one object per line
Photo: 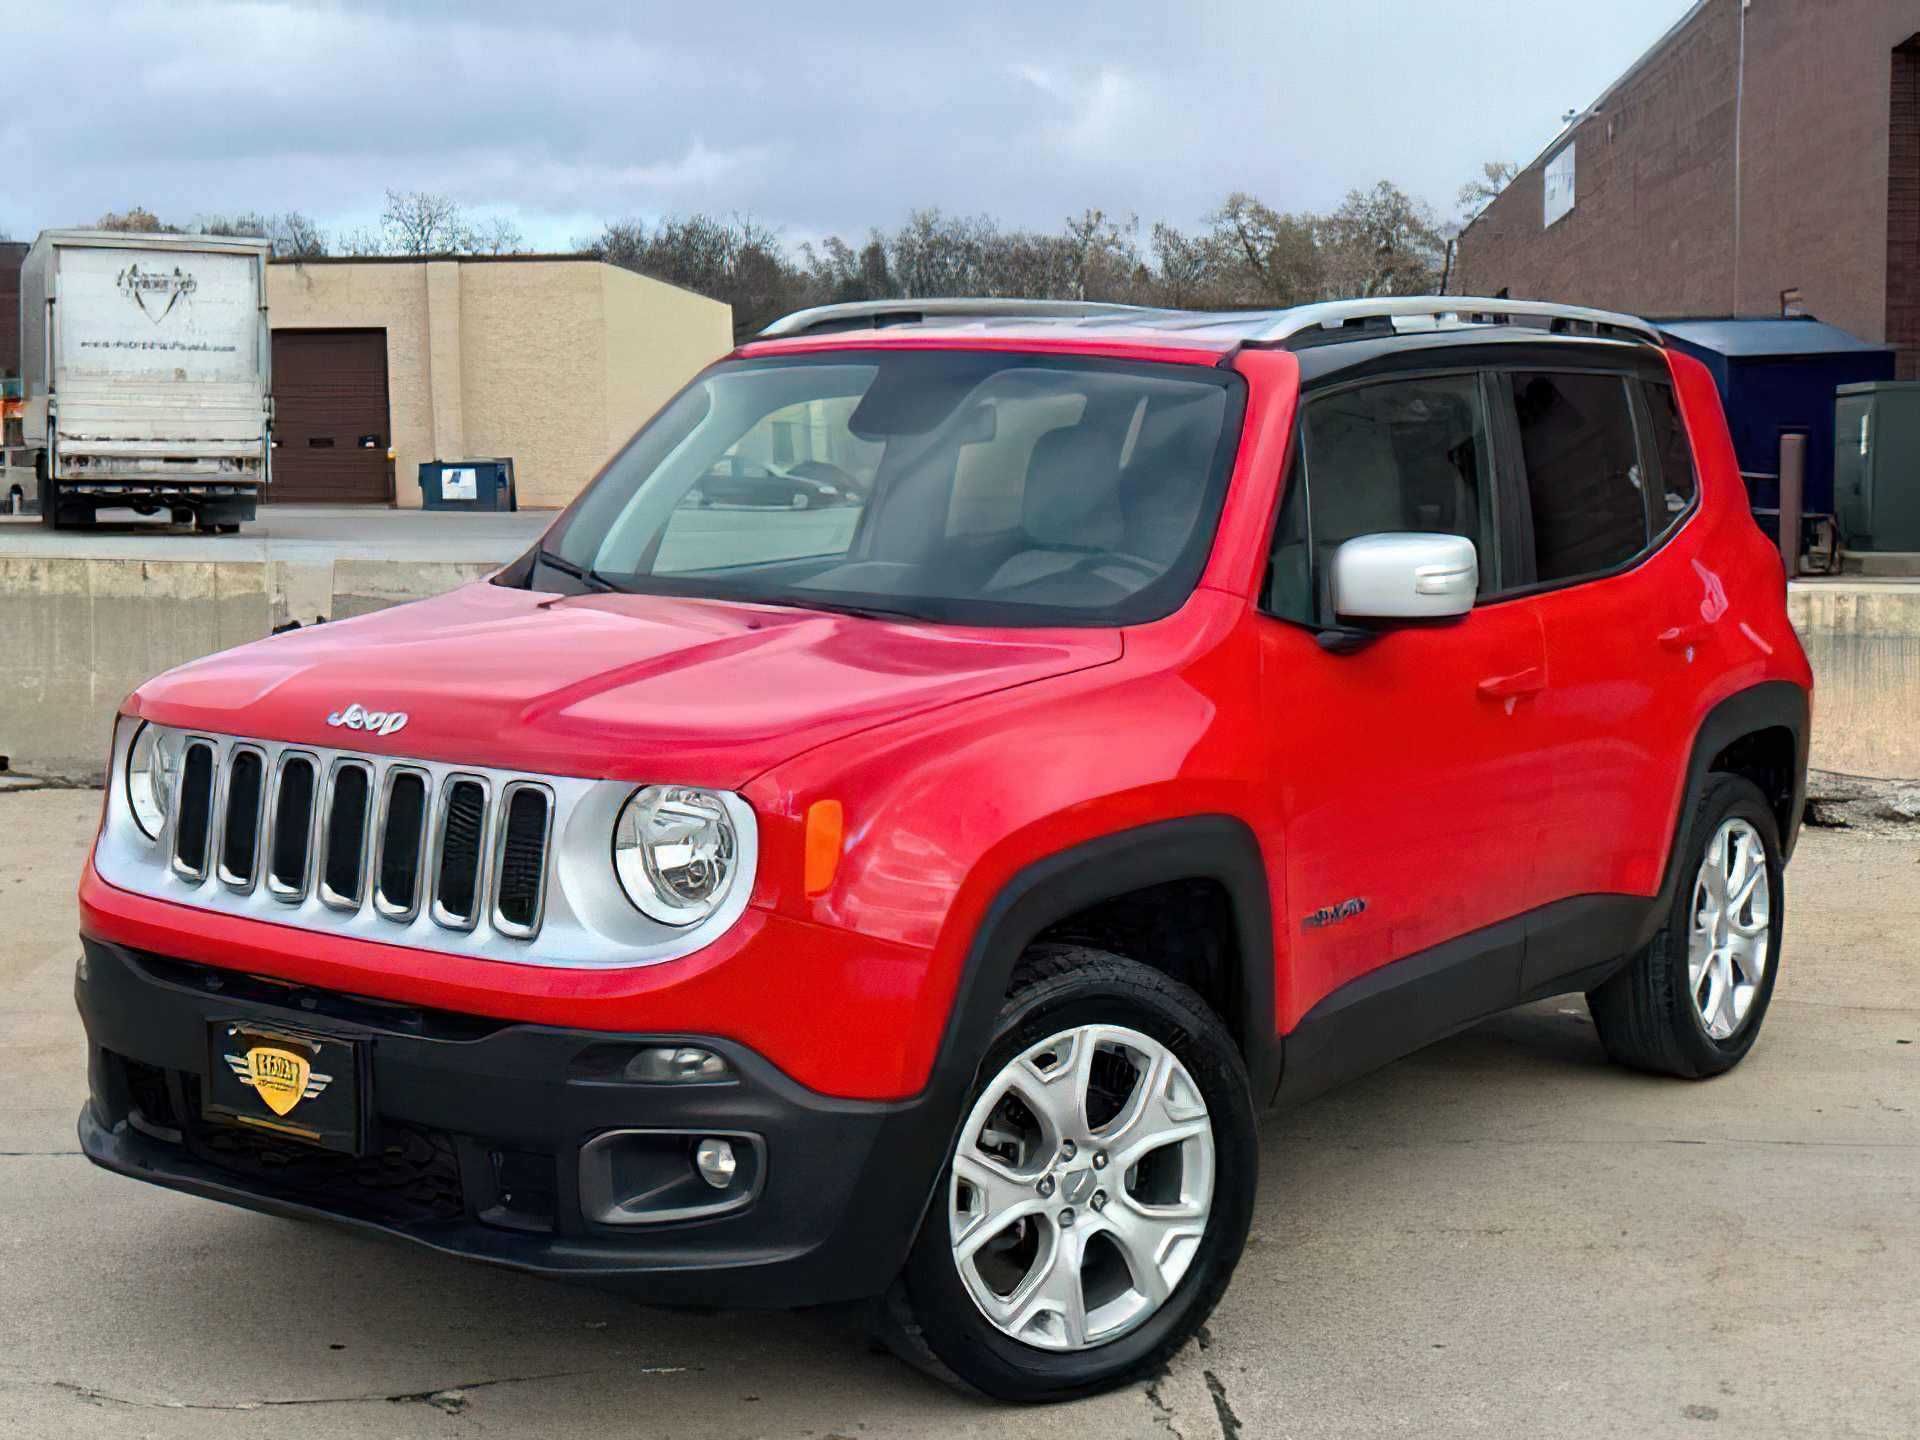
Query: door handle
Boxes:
[
  {"xmin": 1658, "ymin": 624, "xmax": 1706, "ymax": 654},
  {"xmin": 1477, "ymin": 665, "xmax": 1547, "ymax": 701}
]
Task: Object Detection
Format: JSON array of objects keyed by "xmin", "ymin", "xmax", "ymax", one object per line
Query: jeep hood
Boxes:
[{"xmin": 129, "ymin": 581, "xmax": 1123, "ymax": 787}]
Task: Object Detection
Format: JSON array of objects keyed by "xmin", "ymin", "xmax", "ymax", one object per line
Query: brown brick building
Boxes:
[
  {"xmin": 1455, "ymin": 0, "xmax": 1920, "ymax": 377},
  {"xmin": 0, "ymin": 241, "xmax": 27, "ymax": 381}
]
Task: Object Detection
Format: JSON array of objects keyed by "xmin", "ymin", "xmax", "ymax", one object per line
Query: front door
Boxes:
[{"xmin": 1260, "ymin": 369, "xmax": 1554, "ymax": 1030}]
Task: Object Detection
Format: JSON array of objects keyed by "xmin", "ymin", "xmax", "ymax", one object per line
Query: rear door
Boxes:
[
  {"xmin": 1259, "ymin": 369, "xmax": 1552, "ymax": 1025},
  {"xmin": 1490, "ymin": 358, "xmax": 1700, "ymax": 989}
]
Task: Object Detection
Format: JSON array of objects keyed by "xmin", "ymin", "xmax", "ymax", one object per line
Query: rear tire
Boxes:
[
  {"xmin": 883, "ymin": 946, "xmax": 1257, "ymax": 1402},
  {"xmin": 36, "ymin": 463, "xmax": 59, "ymax": 528},
  {"xmin": 1588, "ymin": 774, "xmax": 1784, "ymax": 1078}
]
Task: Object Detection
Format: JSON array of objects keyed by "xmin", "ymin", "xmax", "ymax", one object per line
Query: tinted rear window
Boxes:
[
  {"xmin": 1643, "ymin": 379, "xmax": 1698, "ymax": 534},
  {"xmin": 1508, "ymin": 371, "xmax": 1647, "ymax": 584}
]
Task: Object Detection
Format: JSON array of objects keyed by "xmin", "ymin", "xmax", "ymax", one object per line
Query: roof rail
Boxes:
[
  {"xmin": 1259, "ymin": 296, "xmax": 1663, "ymax": 348},
  {"xmin": 757, "ymin": 298, "xmax": 1155, "ymax": 338}
]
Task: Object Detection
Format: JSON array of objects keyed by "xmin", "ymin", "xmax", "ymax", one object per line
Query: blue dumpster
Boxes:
[
  {"xmin": 420, "ymin": 458, "xmax": 517, "ymax": 511},
  {"xmin": 1656, "ymin": 317, "xmax": 1894, "ymax": 537}
]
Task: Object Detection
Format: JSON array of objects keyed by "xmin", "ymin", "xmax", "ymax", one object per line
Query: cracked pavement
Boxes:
[{"xmin": 2, "ymin": 788, "xmax": 1916, "ymax": 1438}]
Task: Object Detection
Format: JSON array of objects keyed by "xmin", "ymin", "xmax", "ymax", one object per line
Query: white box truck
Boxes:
[{"xmin": 9, "ymin": 230, "xmax": 272, "ymax": 531}]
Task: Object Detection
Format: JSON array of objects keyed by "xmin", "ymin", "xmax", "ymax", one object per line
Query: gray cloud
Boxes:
[{"xmin": 6, "ymin": 0, "xmax": 1692, "ymax": 249}]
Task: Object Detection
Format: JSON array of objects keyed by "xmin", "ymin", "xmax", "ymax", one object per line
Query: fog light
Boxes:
[
  {"xmin": 694, "ymin": 1137, "xmax": 737, "ymax": 1189},
  {"xmin": 625, "ymin": 1046, "xmax": 732, "ymax": 1084}
]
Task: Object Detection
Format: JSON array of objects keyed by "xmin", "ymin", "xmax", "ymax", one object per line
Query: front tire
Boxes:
[
  {"xmin": 1588, "ymin": 774, "xmax": 1784, "ymax": 1078},
  {"xmin": 888, "ymin": 946, "xmax": 1256, "ymax": 1402}
]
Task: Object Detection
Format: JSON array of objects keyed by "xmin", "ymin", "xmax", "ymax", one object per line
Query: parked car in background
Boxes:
[
  {"xmin": 74, "ymin": 295, "xmax": 1810, "ymax": 1402},
  {"xmin": 687, "ymin": 455, "xmax": 865, "ymax": 509}
]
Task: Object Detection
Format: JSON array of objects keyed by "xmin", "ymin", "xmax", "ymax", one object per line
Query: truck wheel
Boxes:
[
  {"xmin": 1588, "ymin": 774, "xmax": 1784, "ymax": 1078},
  {"xmin": 883, "ymin": 946, "xmax": 1256, "ymax": 1402},
  {"xmin": 36, "ymin": 466, "xmax": 59, "ymax": 529},
  {"xmin": 170, "ymin": 508, "xmax": 194, "ymax": 527}
]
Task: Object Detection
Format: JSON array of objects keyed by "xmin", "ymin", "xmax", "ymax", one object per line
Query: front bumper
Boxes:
[{"xmin": 75, "ymin": 938, "xmax": 942, "ymax": 1307}]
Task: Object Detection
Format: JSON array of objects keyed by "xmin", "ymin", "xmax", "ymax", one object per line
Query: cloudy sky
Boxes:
[{"xmin": 6, "ymin": 0, "xmax": 1693, "ymax": 251}]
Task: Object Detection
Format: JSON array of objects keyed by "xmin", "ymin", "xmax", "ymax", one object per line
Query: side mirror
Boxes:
[{"xmin": 1329, "ymin": 533, "xmax": 1478, "ymax": 622}]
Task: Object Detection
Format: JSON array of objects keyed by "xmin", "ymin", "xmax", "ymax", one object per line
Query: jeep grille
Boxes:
[{"xmin": 164, "ymin": 734, "xmax": 551, "ymax": 941}]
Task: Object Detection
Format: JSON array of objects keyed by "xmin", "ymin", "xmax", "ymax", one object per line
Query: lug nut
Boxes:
[
  {"xmin": 1092, "ymin": 1150, "xmax": 1108, "ymax": 1170},
  {"xmin": 1090, "ymin": 1189, "xmax": 1107, "ymax": 1212},
  {"xmin": 1037, "ymin": 1175, "xmax": 1056, "ymax": 1198},
  {"xmin": 1059, "ymin": 1207, "xmax": 1076, "ymax": 1227},
  {"xmin": 1061, "ymin": 1139, "xmax": 1077, "ymax": 1160}
]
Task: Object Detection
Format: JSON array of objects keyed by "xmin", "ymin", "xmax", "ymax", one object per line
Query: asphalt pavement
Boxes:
[{"xmin": 2, "ymin": 787, "xmax": 1914, "ymax": 1438}]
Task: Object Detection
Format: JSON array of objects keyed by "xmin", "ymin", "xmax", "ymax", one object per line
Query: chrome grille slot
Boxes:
[
  {"xmin": 319, "ymin": 760, "xmax": 374, "ymax": 910},
  {"xmin": 171, "ymin": 739, "xmax": 219, "ymax": 882},
  {"xmin": 265, "ymin": 753, "xmax": 318, "ymax": 901},
  {"xmin": 430, "ymin": 776, "xmax": 490, "ymax": 931},
  {"xmin": 373, "ymin": 767, "xmax": 431, "ymax": 922},
  {"xmin": 218, "ymin": 746, "xmax": 267, "ymax": 892},
  {"xmin": 493, "ymin": 782, "xmax": 553, "ymax": 939}
]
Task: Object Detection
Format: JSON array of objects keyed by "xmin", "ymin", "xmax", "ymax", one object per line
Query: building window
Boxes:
[{"xmin": 1544, "ymin": 143, "xmax": 1576, "ymax": 227}]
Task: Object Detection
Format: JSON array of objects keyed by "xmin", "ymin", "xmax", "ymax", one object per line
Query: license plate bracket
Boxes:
[{"xmin": 204, "ymin": 1021, "xmax": 364, "ymax": 1154}]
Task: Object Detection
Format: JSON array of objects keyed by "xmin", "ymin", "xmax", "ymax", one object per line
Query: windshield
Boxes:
[{"xmin": 530, "ymin": 350, "xmax": 1243, "ymax": 627}]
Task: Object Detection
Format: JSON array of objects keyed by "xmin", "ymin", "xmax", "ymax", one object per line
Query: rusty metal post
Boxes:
[{"xmin": 1778, "ymin": 433, "xmax": 1806, "ymax": 578}]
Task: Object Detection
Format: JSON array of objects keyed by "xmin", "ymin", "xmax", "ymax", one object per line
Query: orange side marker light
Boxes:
[{"xmin": 804, "ymin": 799, "xmax": 844, "ymax": 897}]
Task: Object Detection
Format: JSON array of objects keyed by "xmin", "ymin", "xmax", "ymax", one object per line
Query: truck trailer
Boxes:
[{"xmin": 9, "ymin": 229, "xmax": 272, "ymax": 531}]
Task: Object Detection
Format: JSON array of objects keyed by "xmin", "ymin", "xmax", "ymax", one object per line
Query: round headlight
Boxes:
[
  {"xmin": 613, "ymin": 786, "xmax": 739, "ymax": 926},
  {"xmin": 126, "ymin": 722, "xmax": 177, "ymax": 840}
]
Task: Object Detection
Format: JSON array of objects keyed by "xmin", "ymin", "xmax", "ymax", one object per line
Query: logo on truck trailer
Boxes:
[{"xmin": 116, "ymin": 264, "xmax": 198, "ymax": 324}]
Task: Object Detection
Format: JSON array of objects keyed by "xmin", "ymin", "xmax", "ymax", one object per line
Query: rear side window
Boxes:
[
  {"xmin": 1642, "ymin": 379, "xmax": 1698, "ymax": 533},
  {"xmin": 1268, "ymin": 375, "xmax": 1495, "ymax": 623},
  {"xmin": 1507, "ymin": 372, "xmax": 1647, "ymax": 584}
]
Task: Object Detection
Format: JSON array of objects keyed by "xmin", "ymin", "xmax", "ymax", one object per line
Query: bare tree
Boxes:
[
  {"xmin": 1457, "ymin": 160, "xmax": 1520, "ymax": 223},
  {"xmin": 584, "ymin": 213, "xmax": 807, "ymax": 339},
  {"xmin": 1062, "ymin": 209, "xmax": 1144, "ymax": 301},
  {"xmin": 1203, "ymin": 193, "xmax": 1322, "ymax": 305},
  {"xmin": 198, "ymin": 211, "xmax": 270, "ymax": 238},
  {"xmin": 95, "ymin": 207, "xmax": 171, "ymax": 233},
  {"xmin": 1316, "ymin": 181, "xmax": 1445, "ymax": 298},
  {"xmin": 336, "ymin": 225, "xmax": 388, "ymax": 257},
  {"xmin": 380, "ymin": 189, "xmax": 468, "ymax": 255},
  {"xmin": 269, "ymin": 211, "xmax": 329, "ymax": 258},
  {"xmin": 469, "ymin": 214, "xmax": 526, "ymax": 255}
]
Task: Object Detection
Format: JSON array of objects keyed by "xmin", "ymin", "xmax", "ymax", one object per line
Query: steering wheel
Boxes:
[{"xmin": 1016, "ymin": 550, "xmax": 1162, "ymax": 593}]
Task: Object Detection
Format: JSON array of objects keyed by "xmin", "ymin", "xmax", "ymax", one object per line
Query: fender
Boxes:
[
  {"xmin": 1643, "ymin": 679, "xmax": 1810, "ymax": 947},
  {"xmin": 839, "ymin": 815, "xmax": 1278, "ymax": 1292},
  {"xmin": 929, "ymin": 814, "xmax": 1279, "ymax": 1108}
]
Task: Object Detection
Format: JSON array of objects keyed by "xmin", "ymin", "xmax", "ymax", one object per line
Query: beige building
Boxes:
[{"xmin": 264, "ymin": 255, "xmax": 731, "ymax": 509}]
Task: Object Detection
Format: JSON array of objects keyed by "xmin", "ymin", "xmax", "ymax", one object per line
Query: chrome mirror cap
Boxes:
[{"xmin": 1330, "ymin": 533, "xmax": 1479, "ymax": 621}]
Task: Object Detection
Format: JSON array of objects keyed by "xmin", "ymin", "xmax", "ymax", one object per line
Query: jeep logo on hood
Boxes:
[{"xmin": 326, "ymin": 703, "xmax": 408, "ymax": 738}]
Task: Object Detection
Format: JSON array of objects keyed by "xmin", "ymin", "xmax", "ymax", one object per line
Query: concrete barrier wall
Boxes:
[
  {"xmin": 1, "ymin": 555, "xmax": 495, "ymax": 780},
  {"xmin": 1787, "ymin": 583, "xmax": 1920, "ymax": 781},
  {"xmin": 3, "ymin": 560, "xmax": 1915, "ymax": 784}
]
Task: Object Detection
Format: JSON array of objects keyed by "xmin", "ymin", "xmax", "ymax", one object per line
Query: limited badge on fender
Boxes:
[{"xmin": 224, "ymin": 1042, "xmax": 332, "ymax": 1117}]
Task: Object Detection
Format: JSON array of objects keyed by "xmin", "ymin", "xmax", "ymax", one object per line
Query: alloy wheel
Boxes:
[
  {"xmin": 948, "ymin": 1024, "xmax": 1214, "ymax": 1352},
  {"xmin": 1687, "ymin": 817, "xmax": 1772, "ymax": 1041}
]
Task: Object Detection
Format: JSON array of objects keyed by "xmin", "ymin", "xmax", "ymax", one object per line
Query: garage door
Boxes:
[{"xmin": 269, "ymin": 329, "xmax": 391, "ymax": 504}]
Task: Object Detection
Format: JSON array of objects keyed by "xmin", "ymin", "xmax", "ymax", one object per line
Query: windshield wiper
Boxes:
[
  {"xmin": 758, "ymin": 593, "xmax": 934, "ymax": 623},
  {"xmin": 536, "ymin": 549, "xmax": 624, "ymax": 593}
]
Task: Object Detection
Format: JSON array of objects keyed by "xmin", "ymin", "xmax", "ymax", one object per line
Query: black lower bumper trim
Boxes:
[{"xmin": 75, "ymin": 938, "xmax": 939, "ymax": 1307}]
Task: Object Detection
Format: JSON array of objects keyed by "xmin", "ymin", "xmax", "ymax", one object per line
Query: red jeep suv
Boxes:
[{"xmin": 76, "ymin": 296, "xmax": 1811, "ymax": 1401}]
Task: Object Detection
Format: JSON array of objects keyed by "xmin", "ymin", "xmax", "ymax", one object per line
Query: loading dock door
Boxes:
[{"xmin": 269, "ymin": 329, "xmax": 391, "ymax": 503}]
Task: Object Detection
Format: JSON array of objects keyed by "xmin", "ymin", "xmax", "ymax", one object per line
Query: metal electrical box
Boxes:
[{"xmin": 1835, "ymin": 381, "xmax": 1920, "ymax": 552}]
